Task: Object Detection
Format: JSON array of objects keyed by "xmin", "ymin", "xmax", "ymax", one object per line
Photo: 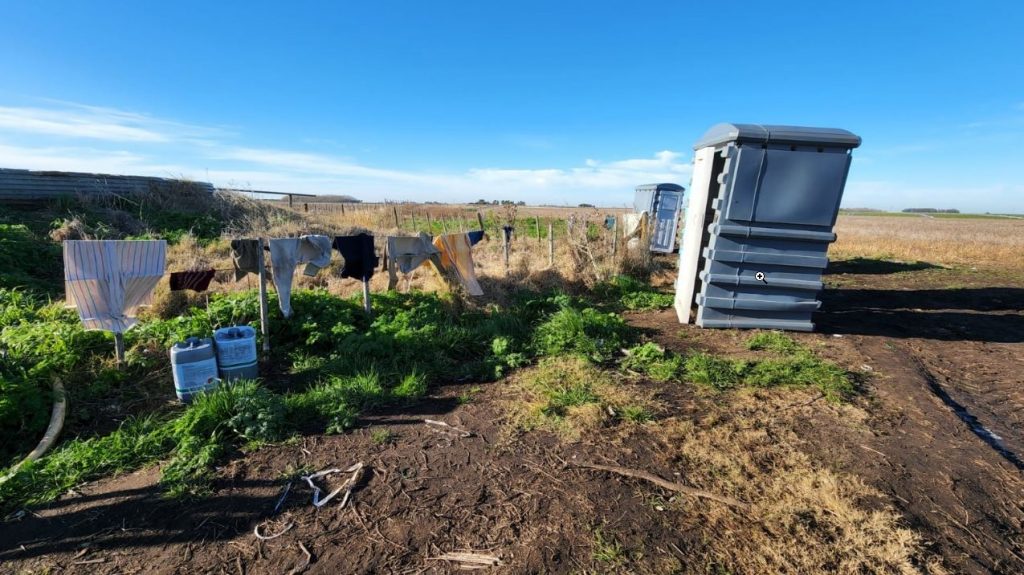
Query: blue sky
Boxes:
[{"xmin": 1, "ymin": 1, "xmax": 1022, "ymax": 211}]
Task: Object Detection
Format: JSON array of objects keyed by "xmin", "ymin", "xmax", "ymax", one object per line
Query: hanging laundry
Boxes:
[
  {"xmin": 63, "ymin": 240, "xmax": 166, "ymax": 333},
  {"xmin": 622, "ymin": 212, "xmax": 648, "ymax": 250},
  {"xmin": 268, "ymin": 235, "xmax": 332, "ymax": 318},
  {"xmin": 467, "ymin": 230, "xmax": 485, "ymax": 246},
  {"xmin": 431, "ymin": 233, "xmax": 484, "ymax": 296},
  {"xmin": 169, "ymin": 269, "xmax": 216, "ymax": 292},
  {"xmin": 333, "ymin": 233, "xmax": 379, "ymax": 281},
  {"xmin": 230, "ymin": 239, "xmax": 262, "ymax": 281},
  {"xmin": 384, "ymin": 233, "xmax": 440, "ymax": 290}
]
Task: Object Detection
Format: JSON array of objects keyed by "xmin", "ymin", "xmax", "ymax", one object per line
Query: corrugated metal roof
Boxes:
[{"xmin": 0, "ymin": 168, "xmax": 215, "ymax": 202}]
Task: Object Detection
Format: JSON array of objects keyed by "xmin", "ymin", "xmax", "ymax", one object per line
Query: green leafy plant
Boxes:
[
  {"xmin": 621, "ymin": 342, "xmax": 684, "ymax": 382},
  {"xmin": 533, "ymin": 306, "xmax": 632, "ymax": 362}
]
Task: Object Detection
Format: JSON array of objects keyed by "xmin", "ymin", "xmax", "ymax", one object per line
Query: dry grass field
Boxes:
[{"xmin": 833, "ymin": 214, "xmax": 1024, "ymax": 271}]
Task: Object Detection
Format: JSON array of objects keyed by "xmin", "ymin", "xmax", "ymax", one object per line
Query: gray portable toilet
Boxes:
[
  {"xmin": 674, "ymin": 124, "xmax": 861, "ymax": 331},
  {"xmin": 634, "ymin": 183, "xmax": 685, "ymax": 253}
]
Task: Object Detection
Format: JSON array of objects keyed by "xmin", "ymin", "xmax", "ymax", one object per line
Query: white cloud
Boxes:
[
  {"xmin": 0, "ymin": 99, "xmax": 694, "ymax": 205},
  {"xmin": 0, "ymin": 102, "xmax": 221, "ymax": 143}
]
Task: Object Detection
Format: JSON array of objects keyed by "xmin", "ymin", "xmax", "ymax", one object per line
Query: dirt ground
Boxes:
[{"xmin": 1, "ymin": 260, "xmax": 1022, "ymax": 574}]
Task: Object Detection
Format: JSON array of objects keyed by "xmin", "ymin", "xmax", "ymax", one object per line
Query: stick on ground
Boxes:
[{"xmin": 576, "ymin": 462, "xmax": 750, "ymax": 511}]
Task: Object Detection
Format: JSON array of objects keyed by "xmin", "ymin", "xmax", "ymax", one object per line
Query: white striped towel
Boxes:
[{"xmin": 63, "ymin": 240, "xmax": 167, "ymax": 333}]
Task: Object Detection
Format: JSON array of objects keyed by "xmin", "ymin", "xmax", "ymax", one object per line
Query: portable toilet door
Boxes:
[{"xmin": 634, "ymin": 183, "xmax": 685, "ymax": 253}]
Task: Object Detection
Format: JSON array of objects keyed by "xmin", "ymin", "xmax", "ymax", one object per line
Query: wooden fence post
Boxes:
[
  {"xmin": 427, "ymin": 214, "xmax": 433, "ymax": 234},
  {"xmin": 503, "ymin": 226, "xmax": 510, "ymax": 272},
  {"xmin": 536, "ymin": 216, "xmax": 541, "ymax": 244},
  {"xmin": 393, "ymin": 206, "xmax": 400, "ymax": 228},
  {"xmin": 477, "ymin": 212, "xmax": 485, "ymax": 231},
  {"xmin": 548, "ymin": 221, "xmax": 554, "ymax": 267}
]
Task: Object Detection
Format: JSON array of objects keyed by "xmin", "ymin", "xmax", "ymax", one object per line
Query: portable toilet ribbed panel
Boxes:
[{"xmin": 676, "ymin": 123, "xmax": 861, "ymax": 331}]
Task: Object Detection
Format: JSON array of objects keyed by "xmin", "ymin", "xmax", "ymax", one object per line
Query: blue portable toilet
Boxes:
[
  {"xmin": 675, "ymin": 124, "xmax": 861, "ymax": 331},
  {"xmin": 634, "ymin": 183, "xmax": 685, "ymax": 253}
]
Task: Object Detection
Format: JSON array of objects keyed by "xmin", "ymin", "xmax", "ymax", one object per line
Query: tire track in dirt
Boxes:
[
  {"xmin": 846, "ymin": 335, "xmax": 1024, "ymax": 574},
  {"xmin": 909, "ymin": 356, "xmax": 1024, "ymax": 472}
]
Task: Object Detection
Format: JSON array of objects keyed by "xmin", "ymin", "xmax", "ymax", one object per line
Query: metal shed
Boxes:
[
  {"xmin": 674, "ymin": 124, "xmax": 861, "ymax": 331},
  {"xmin": 634, "ymin": 183, "xmax": 685, "ymax": 253}
]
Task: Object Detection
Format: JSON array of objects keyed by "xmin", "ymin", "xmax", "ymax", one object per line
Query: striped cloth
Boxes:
[{"xmin": 63, "ymin": 240, "xmax": 167, "ymax": 333}]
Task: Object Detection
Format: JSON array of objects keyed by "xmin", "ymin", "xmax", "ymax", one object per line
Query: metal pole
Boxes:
[
  {"xmin": 362, "ymin": 279, "xmax": 372, "ymax": 317},
  {"xmin": 611, "ymin": 217, "xmax": 618, "ymax": 257},
  {"xmin": 114, "ymin": 332, "xmax": 125, "ymax": 367},
  {"xmin": 256, "ymin": 237, "xmax": 271, "ymax": 354},
  {"xmin": 548, "ymin": 221, "xmax": 554, "ymax": 267}
]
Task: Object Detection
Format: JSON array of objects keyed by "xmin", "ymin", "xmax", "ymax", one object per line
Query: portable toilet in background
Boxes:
[
  {"xmin": 634, "ymin": 183, "xmax": 685, "ymax": 253},
  {"xmin": 674, "ymin": 124, "xmax": 861, "ymax": 331}
]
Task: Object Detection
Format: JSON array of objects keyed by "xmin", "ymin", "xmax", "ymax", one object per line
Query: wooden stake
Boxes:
[
  {"xmin": 548, "ymin": 221, "xmax": 554, "ymax": 267},
  {"xmin": 427, "ymin": 214, "xmax": 433, "ymax": 234},
  {"xmin": 340, "ymin": 203, "xmax": 346, "ymax": 216},
  {"xmin": 476, "ymin": 212, "xmax": 485, "ymax": 231},
  {"xmin": 535, "ymin": 215, "xmax": 541, "ymax": 244},
  {"xmin": 393, "ymin": 206, "xmax": 400, "ymax": 228},
  {"xmin": 256, "ymin": 237, "xmax": 271, "ymax": 354}
]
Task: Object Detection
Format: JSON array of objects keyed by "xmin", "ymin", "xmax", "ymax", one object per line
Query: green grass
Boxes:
[
  {"xmin": 371, "ymin": 428, "xmax": 395, "ymax": 445},
  {"xmin": 594, "ymin": 275, "xmax": 674, "ymax": 311},
  {"xmin": 622, "ymin": 342, "xmax": 685, "ymax": 382},
  {"xmin": 745, "ymin": 331, "xmax": 803, "ymax": 354},
  {"xmin": 0, "ymin": 276, "xmax": 648, "ymax": 512},
  {"xmin": 592, "ymin": 528, "xmax": 627, "ymax": 565},
  {"xmin": 620, "ymin": 335, "xmax": 856, "ymax": 402},
  {"xmin": 620, "ymin": 405, "xmax": 653, "ymax": 423},
  {"xmin": 533, "ymin": 302, "xmax": 632, "ymax": 362}
]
